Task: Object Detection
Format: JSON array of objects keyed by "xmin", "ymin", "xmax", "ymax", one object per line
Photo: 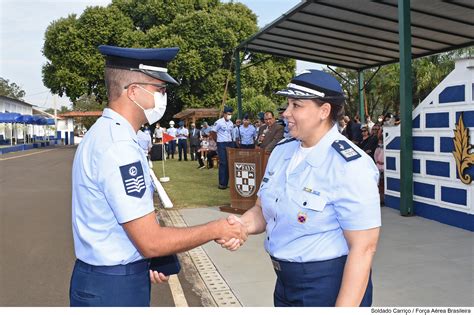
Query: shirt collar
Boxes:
[
  {"xmin": 305, "ymin": 124, "xmax": 340, "ymax": 168},
  {"xmin": 102, "ymin": 108, "xmax": 138, "ymax": 142}
]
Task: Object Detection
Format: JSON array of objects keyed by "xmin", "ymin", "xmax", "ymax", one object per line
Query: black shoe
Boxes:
[{"xmin": 218, "ymin": 185, "xmax": 227, "ymax": 190}]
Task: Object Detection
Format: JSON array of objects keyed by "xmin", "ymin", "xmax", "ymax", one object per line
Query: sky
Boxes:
[{"xmin": 1, "ymin": 0, "xmax": 322, "ymax": 109}]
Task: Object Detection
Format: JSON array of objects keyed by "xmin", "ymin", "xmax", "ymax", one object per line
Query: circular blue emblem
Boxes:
[{"xmin": 129, "ymin": 166, "xmax": 138, "ymax": 176}]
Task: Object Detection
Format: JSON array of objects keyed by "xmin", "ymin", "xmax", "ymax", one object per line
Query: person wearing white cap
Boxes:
[
  {"xmin": 70, "ymin": 45, "xmax": 247, "ymax": 307},
  {"xmin": 166, "ymin": 120, "xmax": 177, "ymax": 159},
  {"xmin": 219, "ymin": 70, "xmax": 381, "ymax": 307}
]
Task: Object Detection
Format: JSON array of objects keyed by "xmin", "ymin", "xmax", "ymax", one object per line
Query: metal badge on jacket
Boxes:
[{"xmin": 120, "ymin": 161, "xmax": 146, "ymax": 198}]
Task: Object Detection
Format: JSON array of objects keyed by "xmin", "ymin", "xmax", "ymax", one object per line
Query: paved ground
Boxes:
[
  {"xmin": 1, "ymin": 146, "xmax": 472, "ymax": 307},
  {"xmin": 0, "ymin": 147, "xmax": 206, "ymax": 306},
  {"xmin": 179, "ymin": 206, "xmax": 473, "ymax": 306}
]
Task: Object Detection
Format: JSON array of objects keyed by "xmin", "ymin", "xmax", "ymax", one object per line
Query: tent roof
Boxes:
[
  {"xmin": 173, "ymin": 108, "xmax": 221, "ymax": 120},
  {"xmin": 238, "ymin": 0, "xmax": 474, "ymax": 70},
  {"xmin": 59, "ymin": 111, "xmax": 103, "ymax": 118}
]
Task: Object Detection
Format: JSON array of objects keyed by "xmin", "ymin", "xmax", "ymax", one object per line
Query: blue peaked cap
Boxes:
[
  {"xmin": 98, "ymin": 45, "xmax": 180, "ymax": 85},
  {"xmin": 223, "ymin": 106, "xmax": 233, "ymax": 113},
  {"xmin": 276, "ymin": 69, "xmax": 345, "ymax": 102}
]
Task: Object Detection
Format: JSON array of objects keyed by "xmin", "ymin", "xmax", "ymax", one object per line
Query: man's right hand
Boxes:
[
  {"xmin": 215, "ymin": 215, "xmax": 247, "ymax": 251},
  {"xmin": 215, "ymin": 216, "xmax": 247, "ymax": 246}
]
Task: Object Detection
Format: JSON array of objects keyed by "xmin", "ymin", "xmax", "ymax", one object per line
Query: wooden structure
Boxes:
[
  {"xmin": 172, "ymin": 108, "xmax": 220, "ymax": 126},
  {"xmin": 220, "ymin": 148, "xmax": 270, "ymax": 215},
  {"xmin": 58, "ymin": 111, "xmax": 103, "ymax": 118}
]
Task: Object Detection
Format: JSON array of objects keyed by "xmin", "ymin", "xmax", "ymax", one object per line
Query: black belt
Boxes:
[{"xmin": 75, "ymin": 259, "xmax": 150, "ymax": 276}]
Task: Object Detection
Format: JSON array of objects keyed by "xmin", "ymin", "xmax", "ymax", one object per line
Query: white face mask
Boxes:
[
  {"xmin": 225, "ymin": 114, "xmax": 232, "ymax": 121},
  {"xmin": 132, "ymin": 85, "xmax": 167, "ymax": 125}
]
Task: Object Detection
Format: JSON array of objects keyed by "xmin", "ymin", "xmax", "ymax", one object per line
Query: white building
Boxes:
[
  {"xmin": 0, "ymin": 95, "xmax": 72, "ymax": 144},
  {"xmin": 0, "ymin": 95, "xmax": 34, "ymax": 143}
]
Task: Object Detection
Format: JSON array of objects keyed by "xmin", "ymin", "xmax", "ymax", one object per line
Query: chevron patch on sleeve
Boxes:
[{"xmin": 119, "ymin": 161, "xmax": 146, "ymax": 198}]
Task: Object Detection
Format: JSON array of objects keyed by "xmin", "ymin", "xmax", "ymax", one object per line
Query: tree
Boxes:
[
  {"xmin": 0, "ymin": 77, "xmax": 26, "ymax": 100},
  {"xmin": 73, "ymin": 94, "xmax": 106, "ymax": 130},
  {"xmin": 44, "ymin": 106, "xmax": 70, "ymax": 115},
  {"xmin": 330, "ymin": 48, "xmax": 472, "ymax": 119},
  {"xmin": 42, "ymin": 0, "xmax": 295, "ymax": 120}
]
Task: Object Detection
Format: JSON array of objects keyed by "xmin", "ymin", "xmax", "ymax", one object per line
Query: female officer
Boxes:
[{"xmin": 218, "ymin": 70, "xmax": 381, "ymax": 307}]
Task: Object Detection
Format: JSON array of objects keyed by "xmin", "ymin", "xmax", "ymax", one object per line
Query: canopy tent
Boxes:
[
  {"xmin": 237, "ymin": 0, "xmax": 473, "ymax": 71},
  {"xmin": 235, "ymin": 0, "xmax": 474, "ymax": 217},
  {"xmin": 0, "ymin": 113, "xmax": 56, "ymax": 145},
  {"xmin": 0, "ymin": 112, "xmax": 22, "ymax": 123},
  {"xmin": 14, "ymin": 114, "xmax": 35, "ymax": 124}
]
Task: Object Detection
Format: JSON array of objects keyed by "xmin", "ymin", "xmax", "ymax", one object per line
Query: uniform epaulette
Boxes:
[
  {"xmin": 275, "ymin": 137, "xmax": 297, "ymax": 147},
  {"xmin": 110, "ymin": 121, "xmax": 131, "ymax": 142},
  {"xmin": 331, "ymin": 139, "xmax": 361, "ymax": 162}
]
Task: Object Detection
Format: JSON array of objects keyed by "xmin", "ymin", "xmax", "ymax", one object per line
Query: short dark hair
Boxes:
[
  {"xmin": 264, "ymin": 111, "xmax": 274, "ymax": 118},
  {"xmin": 105, "ymin": 68, "xmax": 150, "ymax": 102}
]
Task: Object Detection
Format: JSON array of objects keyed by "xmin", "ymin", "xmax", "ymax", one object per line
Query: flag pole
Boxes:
[{"xmin": 160, "ymin": 135, "xmax": 170, "ymax": 182}]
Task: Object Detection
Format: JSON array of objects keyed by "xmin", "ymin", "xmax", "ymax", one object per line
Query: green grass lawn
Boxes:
[{"xmin": 151, "ymin": 158, "xmax": 230, "ymax": 209}]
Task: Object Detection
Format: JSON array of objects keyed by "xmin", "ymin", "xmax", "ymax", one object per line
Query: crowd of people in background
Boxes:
[{"xmin": 137, "ymin": 108, "xmax": 396, "ymax": 201}]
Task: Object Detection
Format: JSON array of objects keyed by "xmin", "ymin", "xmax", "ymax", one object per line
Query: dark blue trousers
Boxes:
[
  {"xmin": 167, "ymin": 140, "xmax": 176, "ymax": 158},
  {"xmin": 217, "ymin": 141, "xmax": 234, "ymax": 187},
  {"xmin": 272, "ymin": 256, "xmax": 373, "ymax": 307},
  {"xmin": 177, "ymin": 139, "xmax": 187, "ymax": 161},
  {"xmin": 70, "ymin": 259, "xmax": 151, "ymax": 307}
]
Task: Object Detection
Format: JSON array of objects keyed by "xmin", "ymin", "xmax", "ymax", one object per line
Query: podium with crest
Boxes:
[{"xmin": 220, "ymin": 148, "xmax": 270, "ymax": 214}]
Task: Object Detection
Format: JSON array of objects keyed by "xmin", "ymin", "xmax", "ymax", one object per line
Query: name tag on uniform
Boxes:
[
  {"xmin": 332, "ymin": 140, "xmax": 361, "ymax": 162},
  {"xmin": 303, "ymin": 187, "xmax": 320, "ymax": 196},
  {"xmin": 119, "ymin": 161, "xmax": 146, "ymax": 198}
]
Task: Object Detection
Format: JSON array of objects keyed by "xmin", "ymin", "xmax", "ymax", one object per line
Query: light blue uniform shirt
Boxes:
[
  {"xmin": 176, "ymin": 127, "xmax": 189, "ymax": 139},
  {"xmin": 232, "ymin": 126, "xmax": 241, "ymax": 142},
  {"xmin": 167, "ymin": 127, "xmax": 177, "ymax": 138},
  {"xmin": 72, "ymin": 108, "xmax": 154, "ymax": 266},
  {"xmin": 213, "ymin": 117, "xmax": 233, "ymax": 142},
  {"xmin": 257, "ymin": 125, "xmax": 381, "ymax": 263},
  {"xmin": 137, "ymin": 130, "xmax": 152, "ymax": 154},
  {"xmin": 239, "ymin": 125, "xmax": 256, "ymax": 145}
]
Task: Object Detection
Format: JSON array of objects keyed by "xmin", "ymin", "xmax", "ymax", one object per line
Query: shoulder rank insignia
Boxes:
[
  {"xmin": 120, "ymin": 161, "xmax": 146, "ymax": 198},
  {"xmin": 331, "ymin": 140, "xmax": 361, "ymax": 162},
  {"xmin": 275, "ymin": 137, "xmax": 296, "ymax": 147}
]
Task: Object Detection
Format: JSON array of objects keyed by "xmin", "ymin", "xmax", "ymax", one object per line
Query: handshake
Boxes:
[{"xmin": 215, "ymin": 215, "xmax": 248, "ymax": 251}]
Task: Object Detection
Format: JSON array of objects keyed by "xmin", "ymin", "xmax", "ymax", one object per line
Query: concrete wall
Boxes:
[{"xmin": 384, "ymin": 58, "xmax": 473, "ymax": 231}]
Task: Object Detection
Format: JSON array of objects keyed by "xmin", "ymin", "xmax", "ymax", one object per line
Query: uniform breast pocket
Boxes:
[
  {"xmin": 289, "ymin": 193, "xmax": 329, "ymax": 229},
  {"xmin": 293, "ymin": 193, "xmax": 327, "ymax": 212}
]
